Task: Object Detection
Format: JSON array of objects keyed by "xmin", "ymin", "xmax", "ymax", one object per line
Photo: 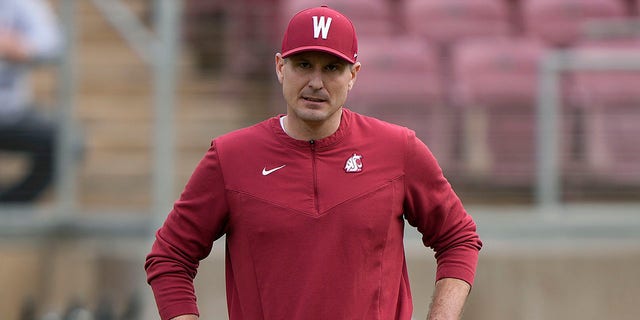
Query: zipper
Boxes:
[{"xmin": 310, "ymin": 140, "xmax": 319, "ymax": 214}]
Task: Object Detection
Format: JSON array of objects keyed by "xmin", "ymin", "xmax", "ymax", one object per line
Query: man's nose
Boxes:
[{"xmin": 307, "ymin": 70, "xmax": 324, "ymax": 90}]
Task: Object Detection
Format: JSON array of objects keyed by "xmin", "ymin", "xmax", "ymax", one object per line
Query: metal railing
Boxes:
[{"xmin": 535, "ymin": 20, "xmax": 640, "ymax": 210}]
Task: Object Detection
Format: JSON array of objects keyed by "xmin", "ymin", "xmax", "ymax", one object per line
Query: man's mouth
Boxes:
[{"xmin": 303, "ymin": 96, "xmax": 326, "ymax": 103}]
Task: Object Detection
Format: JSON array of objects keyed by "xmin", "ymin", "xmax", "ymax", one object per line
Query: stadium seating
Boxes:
[
  {"xmin": 404, "ymin": 0, "xmax": 512, "ymax": 44},
  {"xmin": 274, "ymin": 0, "xmax": 640, "ymax": 192},
  {"xmin": 522, "ymin": 0, "xmax": 628, "ymax": 47},
  {"xmin": 182, "ymin": 0, "xmax": 284, "ymax": 79},
  {"xmin": 182, "ymin": 0, "xmax": 226, "ymax": 73},
  {"xmin": 281, "ymin": 0, "xmax": 395, "ymax": 36},
  {"xmin": 453, "ymin": 38, "xmax": 546, "ymax": 108},
  {"xmin": 501, "ymin": 0, "xmax": 527, "ymax": 35},
  {"xmin": 347, "ymin": 36, "xmax": 455, "ymax": 168},
  {"xmin": 452, "ymin": 37, "xmax": 550, "ymax": 186},
  {"xmin": 568, "ymin": 42, "xmax": 640, "ymax": 186},
  {"xmin": 621, "ymin": 0, "xmax": 639, "ymax": 15},
  {"xmin": 402, "ymin": 0, "xmax": 514, "ymax": 129},
  {"xmin": 349, "ymin": 37, "xmax": 444, "ymax": 109}
]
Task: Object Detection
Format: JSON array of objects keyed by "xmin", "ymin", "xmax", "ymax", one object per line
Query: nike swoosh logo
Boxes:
[{"xmin": 262, "ymin": 165, "xmax": 286, "ymax": 176}]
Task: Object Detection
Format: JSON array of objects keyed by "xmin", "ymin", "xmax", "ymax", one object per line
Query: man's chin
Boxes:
[
  {"xmin": 295, "ymin": 107, "xmax": 329, "ymax": 121},
  {"xmin": 298, "ymin": 112, "xmax": 328, "ymax": 123},
  {"xmin": 289, "ymin": 104, "xmax": 342, "ymax": 123}
]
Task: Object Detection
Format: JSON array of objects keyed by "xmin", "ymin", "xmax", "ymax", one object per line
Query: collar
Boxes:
[{"xmin": 271, "ymin": 108, "xmax": 352, "ymax": 150}]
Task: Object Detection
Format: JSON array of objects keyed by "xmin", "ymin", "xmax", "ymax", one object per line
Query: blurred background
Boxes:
[{"xmin": 1, "ymin": 0, "xmax": 640, "ymax": 319}]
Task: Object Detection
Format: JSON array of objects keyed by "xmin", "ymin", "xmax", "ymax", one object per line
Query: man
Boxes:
[
  {"xmin": 146, "ymin": 6, "xmax": 482, "ymax": 320},
  {"xmin": 0, "ymin": 0, "xmax": 61, "ymax": 202}
]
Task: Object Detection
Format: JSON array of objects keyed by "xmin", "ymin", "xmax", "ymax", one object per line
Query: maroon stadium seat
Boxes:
[
  {"xmin": 403, "ymin": 0, "xmax": 513, "ymax": 108},
  {"xmin": 404, "ymin": 0, "xmax": 511, "ymax": 44},
  {"xmin": 281, "ymin": 0, "xmax": 395, "ymax": 37},
  {"xmin": 501, "ymin": 0, "xmax": 527, "ymax": 35},
  {"xmin": 349, "ymin": 37, "xmax": 444, "ymax": 110},
  {"xmin": 621, "ymin": 0, "xmax": 639, "ymax": 16},
  {"xmin": 453, "ymin": 38, "xmax": 546, "ymax": 108},
  {"xmin": 523, "ymin": 0, "xmax": 627, "ymax": 47}
]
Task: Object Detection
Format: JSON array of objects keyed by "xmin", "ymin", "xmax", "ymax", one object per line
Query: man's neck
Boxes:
[{"xmin": 282, "ymin": 110, "xmax": 342, "ymax": 141}]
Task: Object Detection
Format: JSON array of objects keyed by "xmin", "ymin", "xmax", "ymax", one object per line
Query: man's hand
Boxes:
[{"xmin": 426, "ymin": 278, "xmax": 471, "ymax": 320}]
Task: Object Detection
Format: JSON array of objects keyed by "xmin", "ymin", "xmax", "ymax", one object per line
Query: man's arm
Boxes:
[
  {"xmin": 146, "ymin": 143, "xmax": 230, "ymax": 320},
  {"xmin": 426, "ymin": 278, "xmax": 471, "ymax": 320}
]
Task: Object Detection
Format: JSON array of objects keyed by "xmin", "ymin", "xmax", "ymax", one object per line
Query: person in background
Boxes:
[
  {"xmin": 146, "ymin": 6, "xmax": 482, "ymax": 320},
  {"xmin": 0, "ymin": 0, "xmax": 62, "ymax": 203}
]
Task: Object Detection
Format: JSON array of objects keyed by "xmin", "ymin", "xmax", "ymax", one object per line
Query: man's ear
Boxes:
[
  {"xmin": 275, "ymin": 53, "xmax": 285, "ymax": 84},
  {"xmin": 348, "ymin": 61, "xmax": 361, "ymax": 90}
]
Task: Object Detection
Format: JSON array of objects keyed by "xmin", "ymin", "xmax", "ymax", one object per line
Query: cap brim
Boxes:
[{"xmin": 282, "ymin": 46, "xmax": 356, "ymax": 64}]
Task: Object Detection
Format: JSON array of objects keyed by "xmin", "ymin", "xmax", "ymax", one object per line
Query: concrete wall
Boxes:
[{"xmin": 2, "ymin": 237, "xmax": 639, "ymax": 319}]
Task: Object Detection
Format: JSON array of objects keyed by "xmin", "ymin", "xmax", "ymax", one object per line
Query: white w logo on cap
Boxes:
[{"xmin": 312, "ymin": 16, "xmax": 332, "ymax": 39}]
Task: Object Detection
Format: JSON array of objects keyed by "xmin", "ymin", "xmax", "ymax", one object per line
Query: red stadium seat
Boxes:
[
  {"xmin": 349, "ymin": 37, "xmax": 444, "ymax": 109},
  {"xmin": 502, "ymin": 0, "xmax": 527, "ymax": 35},
  {"xmin": 405, "ymin": 0, "xmax": 511, "ymax": 44},
  {"xmin": 453, "ymin": 38, "xmax": 546, "ymax": 108},
  {"xmin": 281, "ymin": 0, "xmax": 395, "ymax": 36},
  {"xmin": 569, "ymin": 42, "xmax": 640, "ymax": 186},
  {"xmin": 622, "ymin": 0, "xmax": 639, "ymax": 16},
  {"xmin": 347, "ymin": 36, "xmax": 455, "ymax": 169},
  {"xmin": 523, "ymin": 0, "xmax": 627, "ymax": 47},
  {"xmin": 403, "ymin": 0, "xmax": 513, "ymax": 109},
  {"xmin": 183, "ymin": 0, "xmax": 284, "ymax": 78}
]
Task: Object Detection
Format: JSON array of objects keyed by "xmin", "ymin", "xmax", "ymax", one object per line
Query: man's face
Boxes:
[{"xmin": 276, "ymin": 51, "xmax": 360, "ymax": 124}]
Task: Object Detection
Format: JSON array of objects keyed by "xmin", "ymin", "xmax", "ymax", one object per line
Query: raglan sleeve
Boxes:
[
  {"xmin": 402, "ymin": 130, "xmax": 482, "ymax": 286},
  {"xmin": 145, "ymin": 141, "xmax": 230, "ymax": 320}
]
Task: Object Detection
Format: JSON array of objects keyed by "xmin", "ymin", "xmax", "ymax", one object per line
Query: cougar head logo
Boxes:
[{"xmin": 344, "ymin": 153, "xmax": 363, "ymax": 173}]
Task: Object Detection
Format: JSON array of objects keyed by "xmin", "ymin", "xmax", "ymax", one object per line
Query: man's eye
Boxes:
[
  {"xmin": 325, "ymin": 64, "xmax": 339, "ymax": 71},
  {"xmin": 298, "ymin": 62, "xmax": 311, "ymax": 69}
]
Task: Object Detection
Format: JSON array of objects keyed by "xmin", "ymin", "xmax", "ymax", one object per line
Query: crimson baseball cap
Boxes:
[{"xmin": 281, "ymin": 6, "xmax": 358, "ymax": 63}]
